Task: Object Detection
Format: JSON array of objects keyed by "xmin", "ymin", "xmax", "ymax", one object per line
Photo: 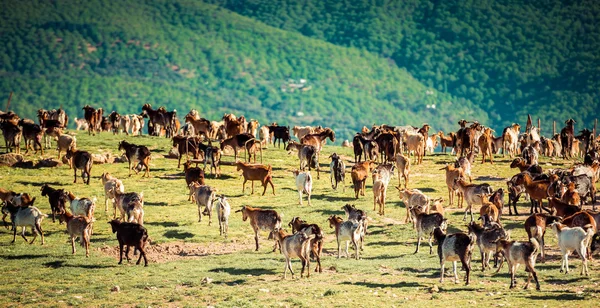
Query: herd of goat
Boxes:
[{"xmin": 2, "ymin": 105, "xmax": 600, "ymax": 290}]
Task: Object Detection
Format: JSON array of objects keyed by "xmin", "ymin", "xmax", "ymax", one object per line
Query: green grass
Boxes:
[{"xmin": 0, "ymin": 131, "xmax": 599, "ymax": 307}]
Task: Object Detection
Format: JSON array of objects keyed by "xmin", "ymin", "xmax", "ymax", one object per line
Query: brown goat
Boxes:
[
  {"xmin": 351, "ymin": 161, "xmax": 375, "ymax": 199},
  {"xmin": 524, "ymin": 213, "xmax": 562, "ymax": 262},
  {"xmin": 235, "ymin": 161, "xmax": 275, "ymax": 195},
  {"xmin": 236, "ymin": 205, "xmax": 281, "ymax": 251},
  {"xmin": 440, "ymin": 164, "xmax": 464, "ymax": 207}
]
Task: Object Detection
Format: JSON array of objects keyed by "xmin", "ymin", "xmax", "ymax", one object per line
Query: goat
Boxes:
[
  {"xmin": 301, "ymin": 128, "xmax": 335, "ymax": 153},
  {"xmin": 494, "ymin": 238, "xmax": 540, "ymax": 290},
  {"xmin": 18, "ymin": 120, "xmax": 43, "ymax": 155},
  {"xmin": 328, "ymin": 215, "xmax": 362, "ymax": 260},
  {"xmin": 467, "ymin": 222, "xmax": 508, "ymax": 271},
  {"xmin": 454, "ymin": 151, "xmax": 475, "ymax": 182},
  {"xmin": 4, "ymin": 198, "xmax": 44, "ymax": 244},
  {"xmin": 524, "ymin": 213, "xmax": 562, "ymax": 262},
  {"xmin": 351, "ymin": 161, "xmax": 375, "ymax": 199},
  {"xmin": 292, "ymin": 170, "xmax": 312, "ymax": 206},
  {"xmin": 235, "ymin": 161, "xmax": 275, "ymax": 196},
  {"xmin": 271, "ymin": 227, "xmax": 315, "ymax": 278},
  {"xmin": 118, "ymin": 140, "xmax": 151, "ymax": 177},
  {"xmin": 549, "ymin": 197, "xmax": 580, "ymax": 218},
  {"xmin": 561, "ymin": 182, "xmax": 581, "ymax": 206},
  {"xmin": 183, "ymin": 161, "xmax": 205, "ymax": 201},
  {"xmin": 55, "ymin": 133, "xmax": 76, "ymax": 161},
  {"xmin": 550, "ymin": 222, "xmax": 594, "ymax": 275},
  {"xmin": 342, "ymin": 204, "xmax": 368, "ymax": 251},
  {"xmin": 398, "ymin": 188, "xmax": 429, "ymax": 225},
  {"xmin": 286, "ymin": 142, "xmax": 321, "ymax": 179},
  {"xmin": 560, "ymin": 119, "xmax": 575, "ymax": 159},
  {"xmin": 502, "ymin": 123, "xmax": 521, "ymax": 158},
  {"xmin": 440, "ymin": 164, "xmax": 463, "ymax": 207},
  {"xmin": 437, "ymin": 131, "xmax": 455, "ymax": 154},
  {"xmin": 0, "ymin": 121, "xmax": 22, "ymax": 154},
  {"xmin": 288, "ymin": 217, "xmax": 324, "ymax": 273},
  {"xmin": 172, "ymin": 135, "xmax": 202, "ymax": 168},
  {"xmin": 101, "ymin": 172, "xmax": 124, "ymax": 213},
  {"xmin": 59, "ymin": 209, "xmax": 93, "ymax": 257},
  {"xmin": 216, "ymin": 195, "xmax": 231, "ymax": 238},
  {"xmin": 236, "ymin": 205, "xmax": 282, "ymax": 251},
  {"xmin": 452, "ymin": 178, "xmax": 493, "ymax": 221},
  {"xmin": 403, "ymin": 131, "xmax": 425, "ymax": 164},
  {"xmin": 65, "ymin": 192, "xmax": 95, "ymax": 220},
  {"xmin": 478, "ymin": 127, "xmax": 494, "ymax": 164},
  {"xmin": 189, "ymin": 183, "xmax": 217, "ymax": 225},
  {"xmin": 268, "ymin": 125, "xmax": 291, "ymax": 148},
  {"xmin": 329, "ymin": 153, "xmax": 345, "ymax": 191},
  {"xmin": 411, "ymin": 207, "xmax": 447, "ymax": 254},
  {"xmin": 40, "ymin": 184, "xmax": 68, "ymax": 223},
  {"xmin": 259, "ymin": 125, "xmax": 270, "ymax": 147},
  {"xmin": 478, "ymin": 194, "xmax": 500, "ymax": 223},
  {"xmin": 108, "ymin": 219, "xmax": 149, "ymax": 266},
  {"xmin": 74, "ymin": 117, "xmax": 89, "ymax": 131},
  {"xmin": 433, "ymin": 227, "xmax": 475, "ymax": 285},
  {"xmin": 65, "ymin": 148, "xmax": 92, "ymax": 185},
  {"xmin": 513, "ymin": 172, "xmax": 552, "ymax": 214},
  {"xmin": 112, "ymin": 190, "xmax": 144, "ymax": 221}
]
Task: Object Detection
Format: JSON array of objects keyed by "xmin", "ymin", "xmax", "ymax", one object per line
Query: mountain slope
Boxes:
[
  {"xmin": 0, "ymin": 0, "xmax": 487, "ymax": 140},
  {"xmin": 206, "ymin": 0, "xmax": 600, "ymax": 131}
]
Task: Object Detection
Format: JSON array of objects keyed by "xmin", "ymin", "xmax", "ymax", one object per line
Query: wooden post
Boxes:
[
  {"xmin": 5, "ymin": 91, "xmax": 12, "ymax": 112},
  {"xmin": 594, "ymin": 119, "xmax": 597, "ymax": 139},
  {"xmin": 553, "ymin": 121, "xmax": 556, "ymax": 136},
  {"xmin": 538, "ymin": 118, "xmax": 541, "ymax": 133}
]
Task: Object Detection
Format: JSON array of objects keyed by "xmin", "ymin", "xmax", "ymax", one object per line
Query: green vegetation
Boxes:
[
  {"xmin": 0, "ymin": 132, "xmax": 599, "ymax": 306},
  {"xmin": 206, "ymin": 0, "xmax": 600, "ymax": 131},
  {"xmin": 0, "ymin": 0, "xmax": 489, "ymax": 142}
]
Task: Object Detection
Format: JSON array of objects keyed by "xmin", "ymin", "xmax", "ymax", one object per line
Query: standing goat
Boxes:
[
  {"xmin": 494, "ymin": 238, "xmax": 541, "ymax": 290},
  {"xmin": 65, "ymin": 148, "xmax": 92, "ymax": 185},
  {"xmin": 329, "ymin": 153, "xmax": 345, "ymax": 191},
  {"xmin": 550, "ymin": 222, "xmax": 594, "ymax": 275},
  {"xmin": 4, "ymin": 198, "xmax": 44, "ymax": 245},
  {"xmin": 271, "ymin": 227, "xmax": 315, "ymax": 279},
  {"xmin": 59, "ymin": 209, "xmax": 93, "ymax": 257},
  {"xmin": 411, "ymin": 207, "xmax": 447, "ymax": 254},
  {"xmin": 328, "ymin": 215, "xmax": 363, "ymax": 260},
  {"xmin": 236, "ymin": 205, "xmax": 282, "ymax": 251},
  {"xmin": 292, "ymin": 170, "xmax": 312, "ymax": 206},
  {"xmin": 216, "ymin": 195, "xmax": 231, "ymax": 238},
  {"xmin": 108, "ymin": 219, "xmax": 149, "ymax": 266},
  {"xmin": 433, "ymin": 227, "xmax": 476, "ymax": 285}
]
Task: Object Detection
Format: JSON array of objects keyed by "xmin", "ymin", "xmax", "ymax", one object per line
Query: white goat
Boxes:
[
  {"xmin": 328, "ymin": 215, "xmax": 363, "ymax": 260},
  {"xmin": 66, "ymin": 192, "xmax": 96, "ymax": 220},
  {"xmin": 293, "ymin": 170, "xmax": 312, "ymax": 206},
  {"xmin": 4, "ymin": 198, "xmax": 44, "ymax": 245},
  {"xmin": 216, "ymin": 195, "xmax": 231, "ymax": 238},
  {"xmin": 101, "ymin": 172, "xmax": 124, "ymax": 213},
  {"xmin": 550, "ymin": 222, "xmax": 595, "ymax": 276}
]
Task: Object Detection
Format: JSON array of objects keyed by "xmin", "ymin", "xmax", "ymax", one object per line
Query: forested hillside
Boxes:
[
  {"xmin": 207, "ymin": 0, "xmax": 600, "ymax": 131},
  {"xmin": 0, "ymin": 0, "xmax": 489, "ymax": 141}
]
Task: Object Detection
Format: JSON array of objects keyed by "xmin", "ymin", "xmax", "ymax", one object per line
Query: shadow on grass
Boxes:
[
  {"xmin": 209, "ymin": 267, "xmax": 276, "ymax": 276},
  {"xmin": 16, "ymin": 180, "xmax": 63, "ymax": 187},
  {"xmin": 368, "ymin": 241, "xmax": 405, "ymax": 247},
  {"xmin": 164, "ymin": 230, "xmax": 194, "ymax": 239},
  {"xmin": 526, "ymin": 292, "xmax": 585, "ymax": 301},
  {"xmin": 311, "ymin": 208, "xmax": 342, "ymax": 216},
  {"xmin": 43, "ymin": 260, "xmax": 113, "ymax": 269},
  {"xmin": 146, "ymin": 221, "xmax": 180, "ymax": 227},
  {"xmin": 416, "ymin": 187, "xmax": 437, "ymax": 193},
  {"xmin": 341, "ymin": 280, "xmax": 425, "ymax": 288},
  {"xmin": 1, "ymin": 254, "xmax": 49, "ymax": 260},
  {"xmin": 219, "ymin": 279, "xmax": 247, "ymax": 286},
  {"xmin": 361, "ymin": 254, "xmax": 398, "ymax": 260},
  {"xmin": 146, "ymin": 201, "xmax": 169, "ymax": 207},
  {"xmin": 311, "ymin": 194, "xmax": 356, "ymax": 202}
]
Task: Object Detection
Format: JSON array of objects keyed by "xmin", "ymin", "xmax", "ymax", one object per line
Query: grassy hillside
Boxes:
[
  {"xmin": 0, "ymin": 132, "xmax": 599, "ymax": 306},
  {"xmin": 0, "ymin": 0, "xmax": 488, "ymax": 141},
  {"xmin": 206, "ymin": 0, "xmax": 600, "ymax": 131}
]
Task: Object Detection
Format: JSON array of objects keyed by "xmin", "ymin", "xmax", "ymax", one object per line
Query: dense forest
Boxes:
[
  {"xmin": 0, "ymin": 0, "xmax": 597, "ymax": 140},
  {"xmin": 207, "ymin": 0, "xmax": 600, "ymax": 132}
]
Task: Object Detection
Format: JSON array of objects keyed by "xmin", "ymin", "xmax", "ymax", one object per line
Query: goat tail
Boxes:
[
  {"xmin": 529, "ymin": 237, "xmax": 540, "ymax": 255},
  {"xmin": 584, "ymin": 224, "xmax": 595, "ymax": 243}
]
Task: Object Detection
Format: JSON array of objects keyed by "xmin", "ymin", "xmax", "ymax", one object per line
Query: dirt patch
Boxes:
[{"xmin": 98, "ymin": 240, "xmax": 254, "ymax": 263}]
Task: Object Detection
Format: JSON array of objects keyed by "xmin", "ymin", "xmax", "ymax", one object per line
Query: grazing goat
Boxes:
[
  {"xmin": 329, "ymin": 153, "xmax": 345, "ymax": 191},
  {"xmin": 259, "ymin": 125, "xmax": 270, "ymax": 147},
  {"xmin": 216, "ymin": 195, "xmax": 231, "ymax": 238},
  {"xmin": 4, "ymin": 198, "xmax": 44, "ymax": 244},
  {"xmin": 40, "ymin": 184, "xmax": 68, "ymax": 223},
  {"xmin": 288, "ymin": 217, "xmax": 324, "ymax": 273},
  {"xmin": 467, "ymin": 222, "xmax": 508, "ymax": 271},
  {"xmin": 328, "ymin": 215, "xmax": 363, "ymax": 260},
  {"xmin": 271, "ymin": 228, "xmax": 315, "ymax": 279},
  {"xmin": 395, "ymin": 154, "xmax": 410, "ymax": 189},
  {"xmin": 440, "ymin": 164, "xmax": 463, "ymax": 207},
  {"xmin": 101, "ymin": 172, "xmax": 124, "ymax": 213},
  {"xmin": 183, "ymin": 161, "xmax": 205, "ymax": 201},
  {"xmin": 108, "ymin": 220, "xmax": 149, "ymax": 266},
  {"xmin": 118, "ymin": 140, "xmax": 151, "ymax": 177},
  {"xmin": 433, "ymin": 227, "xmax": 475, "ymax": 285},
  {"xmin": 560, "ymin": 119, "xmax": 575, "ymax": 159},
  {"xmin": 59, "ymin": 209, "xmax": 93, "ymax": 257},
  {"xmin": 65, "ymin": 148, "xmax": 92, "ymax": 185},
  {"xmin": 550, "ymin": 222, "xmax": 594, "ymax": 275},
  {"xmin": 411, "ymin": 207, "xmax": 447, "ymax": 254},
  {"xmin": 524, "ymin": 213, "xmax": 562, "ymax": 262},
  {"xmin": 398, "ymin": 188, "xmax": 429, "ymax": 225},
  {"xmin": 235, "ymin": 161, "xmax": 275, "ymax": 195},
  {"xmin": 237, "ymin": 205, "xmax": 282, "ymax": 251},
  {"xmin": 189, "ymin": 183, "xmax": 217, "ymax": 225},
  {"xmin": 494, "ymin": 238, "xmax": 540, "ymax": 290},
  {"xmin": 287, "ymin": 142, "xmax": 321, "ymax": 179},
  {"xmin": 351, "ymin": 161, "xmax": 375, "ymax": 199},
  {"xmin": 292, "ymin": 170, "xmax": 312, "ymax": 206},
  {"xmin": 452, "ymin": 178, "xmax": 493, "ymax": 221}
]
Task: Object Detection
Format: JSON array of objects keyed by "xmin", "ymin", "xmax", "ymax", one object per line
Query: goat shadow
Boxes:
[
  {"xmin": 43, "ymin": 260, "xmax": 112, "ymax": 269},
  {"xmin": 311, "ymin": 209, "xmax": 343, "ymax": 216},
  {"xmin": 310, "ymin": 194, "xmax": 356, "ymax": 203},
  {"xmin": 164, "ymin": 230, "xmax": 194, "ymax": 239},
  {"xmin": 415, "ymin": 187, "xmax": 437, "ymax": 193},
  {"xmin": 146, "ymin": 221, "xmax": 180, "ymax": 227},
  {"xmin": 208, "ymin": 267, "xmax": 276, "ymax": 276},
  {"xmin": 341, "ymin": 280, "xmax": 425, "ymax": 289},
  {"xmin": 360, "ymin": 254, "xmax": 399, "ymax": 261},
  {"xmin": 145, "ymin": 201, "xmax": 169, "ymax": 207},
  {"xmin": 16, "ymin": 180, "xmax": 63, "ymax": 187},
  {"xmin": 1, "ymin": 254, "xmax": 50, "ymax": 260},
  {"xmin": 523, "ymin": 292, "xmax": 585, "ymax": 301}
]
